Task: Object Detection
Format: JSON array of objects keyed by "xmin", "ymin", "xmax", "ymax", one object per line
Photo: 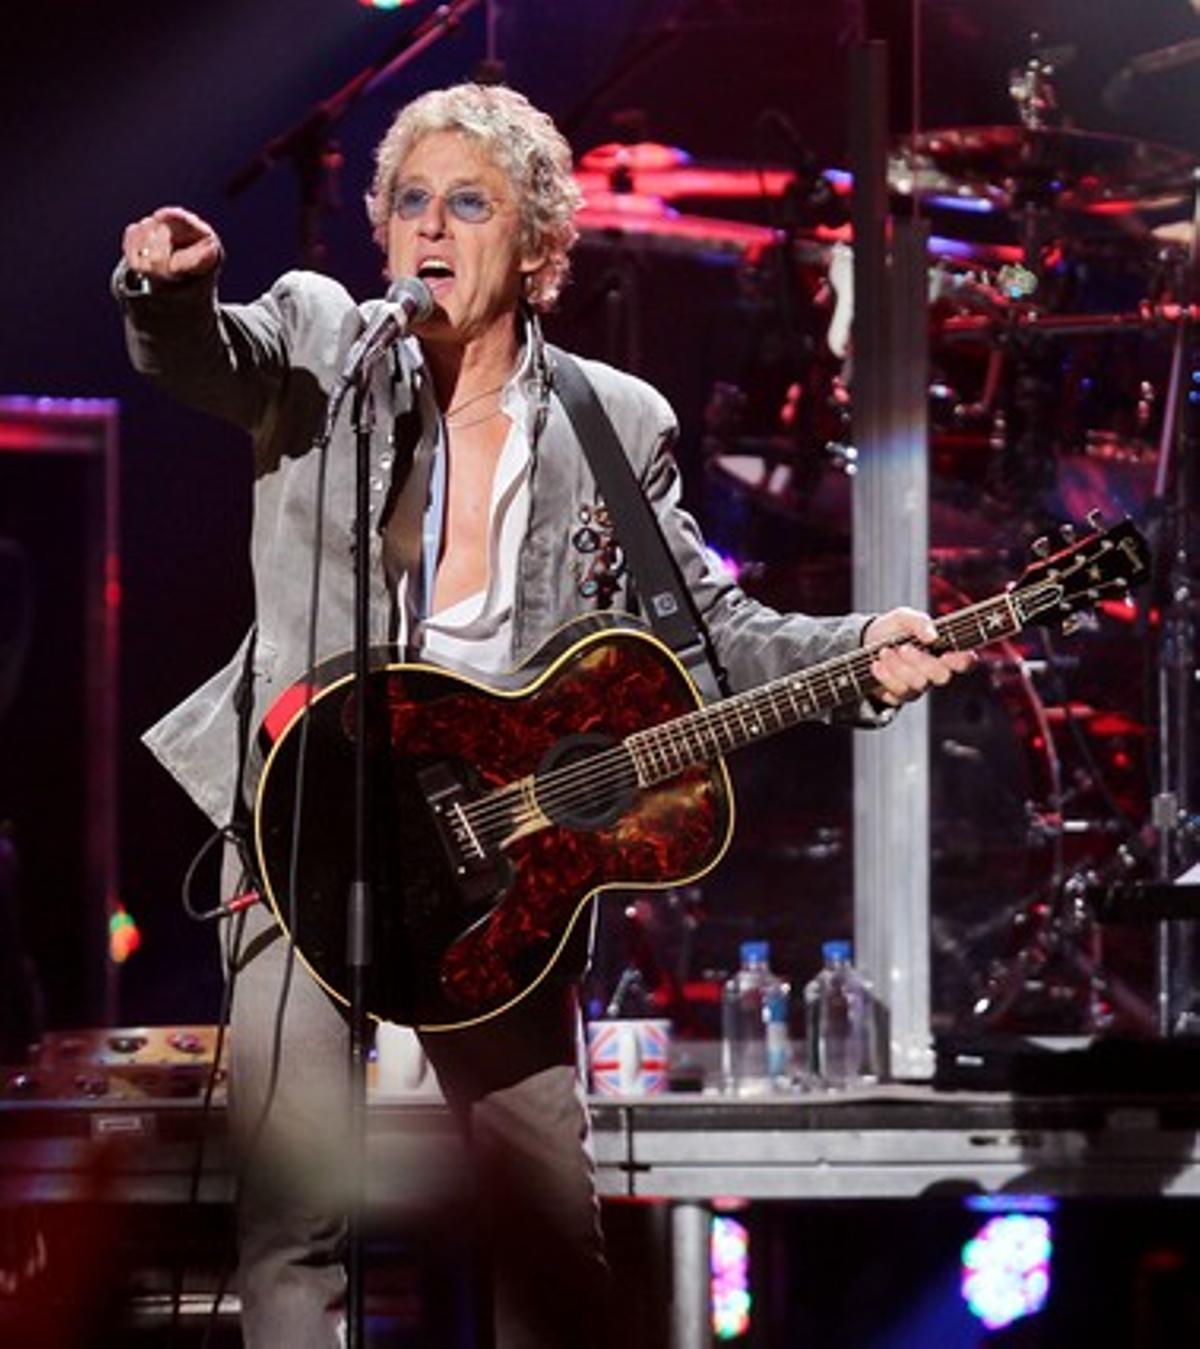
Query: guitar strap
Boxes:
[{"xmin": 548, "ymin": 346, "xmax": 729, "ymax": 703}]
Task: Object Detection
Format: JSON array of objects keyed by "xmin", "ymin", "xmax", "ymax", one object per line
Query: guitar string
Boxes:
[
  {"xmin": 507, "ymin": 559, "xmax": 1123, "ymax": 833},
  {"xmin": 457, "ymin": 597, "xmax": 1028, "ymax": 841},
  {"xmin": 463, "ymin": 632, "xmax": 1022, "ymax": 844},
  {"xmin": 459, "ymin": 603, "xmax": 1011, "ymax": 840},
  {"xmin": 459, "ymin": 650, "xmax": 887, "ymax": 834},
  {"xmin": 458, "ymin": 550, "xmax": 1111, "ymax": 838},
  {"xmin": 472, "ymin": 567, "xmax": 1112, "ymax": 845},
  {"xmin": 458, "ymin": 595, "xmax": 1035, "ymax": 838}
]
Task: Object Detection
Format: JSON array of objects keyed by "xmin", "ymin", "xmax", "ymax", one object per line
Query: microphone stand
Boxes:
[
  {"xmin": 226, "ymin": 0, "xmax": 486, "ymax": 268},
  {"xmin": 222, "ymin": 5, "xmax": 482, "ymax": 1338},
  {"xmin": 319, "ymin": 291, "xmax": 431, "ymax": 1349},
  {"xmin": 346, "ymin": 371, "xmax": 379, "ymax": 1349}
]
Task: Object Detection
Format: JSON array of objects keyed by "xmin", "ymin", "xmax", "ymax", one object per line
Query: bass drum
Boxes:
[{"xmin": 927, "ymin": 579, "xmax": 1063, "ymax": 1032}]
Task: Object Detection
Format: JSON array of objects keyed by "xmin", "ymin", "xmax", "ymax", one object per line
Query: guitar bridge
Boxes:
[{"xmin": 418, "ymin": 760, "xmax": 509, "ymax": 905}]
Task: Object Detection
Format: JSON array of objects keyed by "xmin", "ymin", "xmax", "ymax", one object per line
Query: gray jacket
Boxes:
[{"xmin": 116, "ymin": 267, "xmax": 875, "ymax": 826}]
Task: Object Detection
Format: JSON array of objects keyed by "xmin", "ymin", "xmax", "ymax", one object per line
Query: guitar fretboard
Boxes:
[
  {"xmin": 625, "ymin": 589, "xmax": 1022, "ymax": 785},
  {"xmin": 457, "ymin": 519, "xmax": 1147, "ymax": 852}
]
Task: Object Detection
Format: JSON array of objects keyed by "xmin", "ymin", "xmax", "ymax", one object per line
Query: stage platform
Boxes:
[
  {"xmin": 4, "ymin": 1079, "xmax": 1200, "ymax": 1344},
  {"xmin": 4, "ymin": 1080, "xmax": 1200, "ymax": 1207}
]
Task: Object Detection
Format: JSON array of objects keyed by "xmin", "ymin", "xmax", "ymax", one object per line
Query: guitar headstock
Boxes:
[{"xmin": 1009, "ymin": 514, "xmax": 1150, "ymax": 631}]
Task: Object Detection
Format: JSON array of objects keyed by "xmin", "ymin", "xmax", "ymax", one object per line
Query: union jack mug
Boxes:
[{"xmin": 585, "ymin": 1019, "xmax": 672, "ymax": 1096}]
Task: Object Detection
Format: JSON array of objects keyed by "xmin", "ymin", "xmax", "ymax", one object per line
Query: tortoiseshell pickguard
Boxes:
[{"xmin": 255, "ymin": 626, "xmax": 732, "ymax": 1030}]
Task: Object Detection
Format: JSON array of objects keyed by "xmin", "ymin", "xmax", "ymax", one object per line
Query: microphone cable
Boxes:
[{"xmin": 199, "ymin": 401, "xmax": 337, "ymax": 1349}]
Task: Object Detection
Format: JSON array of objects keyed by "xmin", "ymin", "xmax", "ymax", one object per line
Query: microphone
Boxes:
[
  {"xmin": 321, "ymin": 276, "xmax": 434, "ymax": 441},
  {"xmin": 337, "ymin": 276, "xmax": 435, "ymax": 388}
]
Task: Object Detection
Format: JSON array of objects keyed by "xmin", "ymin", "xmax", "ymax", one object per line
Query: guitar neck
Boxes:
[{"xmin": 626, "ymin": 589, "xmax": 1022, "ymax": 784}]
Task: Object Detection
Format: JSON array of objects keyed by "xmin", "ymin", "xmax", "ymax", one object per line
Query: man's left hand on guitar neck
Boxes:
[{"xmin": 862, "ymin": 607, "xmax": 976, "ymax": 707}]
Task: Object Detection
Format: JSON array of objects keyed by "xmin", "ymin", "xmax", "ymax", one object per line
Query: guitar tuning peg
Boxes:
[
  {"xmin": 1059, "ymin": 523, "xmax": 1076, "ymax": 544},
  {"xmin": 1087, "ymin": 508, "xmax": 1105, "ymax": 530},
  {"xmin": 1062, "ymin": 614, "xmax": 1087, "ymax": 637},
  {"xmin": 1032, "ymin": 536, "xmax": 1052, "ymax": 558}
]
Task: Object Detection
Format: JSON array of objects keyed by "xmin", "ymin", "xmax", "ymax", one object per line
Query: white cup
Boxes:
[{"xmin": 374, "ymin": 1021, "xmax": 439, "ymax": 1098}]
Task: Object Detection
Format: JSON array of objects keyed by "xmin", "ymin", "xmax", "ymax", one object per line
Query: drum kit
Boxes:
[{"xmin": 569, "ymin": 85, "xmax": 1199, "ymax": 1036}]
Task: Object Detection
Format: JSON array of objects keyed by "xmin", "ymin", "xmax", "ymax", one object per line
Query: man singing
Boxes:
[{"xmin": 115, "ymin": 81, "xmax": 969, "ymax": 1348}]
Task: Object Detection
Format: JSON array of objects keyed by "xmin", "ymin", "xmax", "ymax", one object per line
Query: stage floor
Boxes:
[{"xmin": 4, "ymin": 1077, "xmax": 1200, "ymax": 1207}]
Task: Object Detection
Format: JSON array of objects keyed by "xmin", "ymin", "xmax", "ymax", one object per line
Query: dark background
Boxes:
[{"xmin": 1, "ymin": 0, "xmax": 1198, "ymax": 1028}]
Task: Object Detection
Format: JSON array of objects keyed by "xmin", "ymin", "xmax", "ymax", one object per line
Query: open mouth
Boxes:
[{"xmin": 416, "ymin": 259, "xmax": 454, "ymax": 291}]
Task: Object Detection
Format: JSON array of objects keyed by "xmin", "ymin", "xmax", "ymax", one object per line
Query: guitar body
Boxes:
[{"xmin": 254, "ymin": 624, "xmax": 733, "ymax": 1031}]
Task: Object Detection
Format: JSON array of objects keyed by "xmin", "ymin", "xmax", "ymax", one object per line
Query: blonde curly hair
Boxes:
[{"xmin": 365, "ymin": 83, "xmax": 582, "ymax": 311}]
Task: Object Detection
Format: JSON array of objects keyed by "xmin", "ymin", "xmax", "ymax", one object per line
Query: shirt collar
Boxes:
[{"xmin": 399, "ymin": 307, "xmax": 546, "ymax": 420}]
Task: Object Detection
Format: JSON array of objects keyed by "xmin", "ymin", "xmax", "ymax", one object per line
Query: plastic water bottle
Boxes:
[
  {"xmin": 803, "ymin": 940, "xmax": 879, "ymax": 1089},
  {"xmin": 720, "ymin": 940, "xmax": 792, "ymax": 1095}
]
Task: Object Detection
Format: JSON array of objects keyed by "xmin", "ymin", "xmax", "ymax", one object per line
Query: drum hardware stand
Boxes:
[
  {"xmin": 969, "ymin": 872, "xmax": 1157, "ymax": 1034},
  {"xmin": 1143, "ymin": 170, "xmax": 1200, "ymax": 1035},
  {"xmin": 985, "ymin": 40, "xmax": 1091, "ymax": 529},
  {"xmin": 569, "ymin": 250, "xmax": 646, "ymax": 374},
  {"xmin": 939, "ymin": 303, "xmax": 1200, "ymax": 343},
  {"xmin": 1007, "ymin": 35, "xmax": 1064, "ymax": 281},
  {"xmin": 951, "ymin": 214, "xmax": 1199, "ymax": 1038},
  {"xmin": 959, "ymin": 621, "xmax": 1080, "ymax": 1031},
  {"xmin": 966, "ymin": 837, "xmax": 1161, "ymax": 1037},
  {"xmin": 991, "ymin": 327, "xmax": 1061, "ymax": 521},
  {"xmin": 988, "ymin": 38, "xmax": 1065, "ymax": 522},
  {"xmin": 963, "ymin": 579, "xmax": 1160, "ymax": 1035},
  {"xmin": 1009, "ymin": 31, "xmax": 1076, "ymax": 133},
  {"xmin": 753, "ymin": 108, "xmax": 846, "ymax": 416}
]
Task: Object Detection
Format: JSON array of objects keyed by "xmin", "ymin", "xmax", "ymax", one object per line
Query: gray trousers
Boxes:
[{"xmin": 226, "ymin": 892, "xmax": 611, "ymax": 1349}]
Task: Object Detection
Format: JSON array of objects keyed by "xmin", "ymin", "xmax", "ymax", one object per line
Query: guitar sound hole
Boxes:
[{"xmin": 537, "ymin": 733, "xmax": 636, "ymax": 831}]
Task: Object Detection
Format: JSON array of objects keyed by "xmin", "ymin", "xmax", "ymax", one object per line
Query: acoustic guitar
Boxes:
[{"xmin": 253, "ymin": 517, "xmax": 1149, "ymax": 1031}]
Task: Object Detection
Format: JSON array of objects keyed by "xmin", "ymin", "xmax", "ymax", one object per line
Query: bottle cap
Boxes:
[
  {"xmin": 740, "ymin": 939, "xmax": 770, "ymax": 965},
  {"xmin": 822, "ymin": 939, "xmax": 852, "ymax": 963}
]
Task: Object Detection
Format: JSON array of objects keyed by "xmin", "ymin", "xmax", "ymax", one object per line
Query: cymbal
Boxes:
[
  {"xmin": 575, "ymin": 191, "xmax": 777, "ymax": 260},
  {"xmin": 578, "ymin": 141, "xmax": 692, "ymax": 175},
  {"xmin": 575, "ymin": 141, "xmax": 799, "ymax": 203},
  {"xmin": 890, "ymin": 126, "xmax": 1198, "ymax": 217},
  {"xmin": 1151, "ymin": 218, "xmax": 1198, "ymax": 248}
]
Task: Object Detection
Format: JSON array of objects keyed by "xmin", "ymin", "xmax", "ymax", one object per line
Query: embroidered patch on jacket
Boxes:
[{"xmin": 570, "ymin": 502, "xmax": 626, "ymax": 605}]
